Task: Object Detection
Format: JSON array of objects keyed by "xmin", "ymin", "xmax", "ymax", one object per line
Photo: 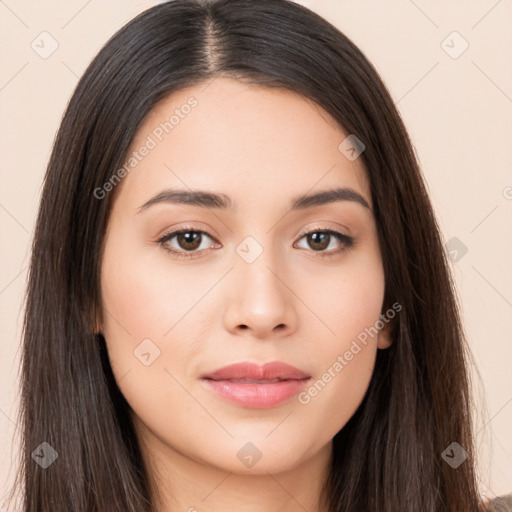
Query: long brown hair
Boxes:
[{"xmin": 8, "ymin": 0, "xmax": 486, "ymax": 510}]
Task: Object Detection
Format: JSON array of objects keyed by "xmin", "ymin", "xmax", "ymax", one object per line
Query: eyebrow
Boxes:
[{"xmin": 136, "ymin": 186, "xmax": 371, "ymax": 213}]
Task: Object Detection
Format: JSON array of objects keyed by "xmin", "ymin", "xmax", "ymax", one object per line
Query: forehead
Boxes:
[{"xmin": 114, "ymin": 77, "xmax": 371, "ymax": 211}]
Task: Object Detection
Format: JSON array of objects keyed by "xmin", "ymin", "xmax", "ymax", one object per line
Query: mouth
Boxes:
[
  {"xmin": 200, "ymin": 362, "xmax": 311, "ymax": 409},
  {"xmin": 211, "ymin": 378, "xmax": 286, "ymax": 384}
]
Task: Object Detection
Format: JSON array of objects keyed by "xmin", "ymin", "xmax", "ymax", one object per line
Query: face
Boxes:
[{"xmin": 99, "ymin": 77, "xmax": 392, "ymax": 477}]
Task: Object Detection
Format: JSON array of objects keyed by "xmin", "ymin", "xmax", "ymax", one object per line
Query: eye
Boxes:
[
  {"xmin": 294, "ymin": 228, "xmax": 354, "ymax": 257},
  {"xmin": 157, "ymin": 228, "xmax": 220, "ymax": 259},
  {"xmin": 156, "ymin": 226, "xmax": 355, "ymax": 260}
]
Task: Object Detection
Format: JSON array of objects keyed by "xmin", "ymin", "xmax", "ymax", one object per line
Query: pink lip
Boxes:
[{"xmin": 201, "ymin": 362, "xmax": 311, "ymax": 409}]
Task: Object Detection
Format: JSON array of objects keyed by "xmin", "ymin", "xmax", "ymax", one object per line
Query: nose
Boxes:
[{"xmin": 222, "ymin": 249, "xmax": 298, "ymax": 339}]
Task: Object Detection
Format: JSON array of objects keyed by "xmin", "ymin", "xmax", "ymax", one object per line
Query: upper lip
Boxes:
[{"xmin": 202, "ymin": 362, "xmax": 310, "ymax": 381}]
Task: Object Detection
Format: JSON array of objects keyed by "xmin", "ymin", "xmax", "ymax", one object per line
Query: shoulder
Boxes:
[{"xmin": 487, "ymin": 494, "xmax": 512, "ymax": 511}]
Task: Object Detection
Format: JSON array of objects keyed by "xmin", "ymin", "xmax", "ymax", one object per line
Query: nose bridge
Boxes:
[
  {"xmin": 236, "ymin": 235, "xmax": 286, "ymax": 311},
  {"xmin": 223, "ymin": 233, "xmax": 297, "ymax": 336}
]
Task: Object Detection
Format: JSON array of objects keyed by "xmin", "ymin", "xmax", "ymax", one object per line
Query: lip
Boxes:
[{"xmin": 201, "ymin": 362, "xmax": 311, "ymax": 409}]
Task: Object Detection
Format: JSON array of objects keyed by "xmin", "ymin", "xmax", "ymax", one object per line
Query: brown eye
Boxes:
[
  {"xmin": 157, "ymin": 228, "xmax": 219, "ymax": 258},
  {"xmin": 306, "ymin": 232, "xmax": 331, "ymax": 251},
  {"xmin": 295, "ymin": 229, "xmax": 354, "ymax": 256},
  {"xmin": 176, "ymin": 231, "xmax": 202, "ymax": 251}
]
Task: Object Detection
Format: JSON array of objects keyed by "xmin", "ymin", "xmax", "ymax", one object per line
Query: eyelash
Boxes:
[{"xmin": 156, "ymin": 225, "xmax": 355, "ymax": 260}]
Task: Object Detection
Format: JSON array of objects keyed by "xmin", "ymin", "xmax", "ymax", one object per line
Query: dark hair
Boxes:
[{"xmin": 8, "ymin": 0, "xmax": 486, "ymax": 510}]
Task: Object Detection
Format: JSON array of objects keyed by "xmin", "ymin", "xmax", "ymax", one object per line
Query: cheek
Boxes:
[
  {"xmin": 98, "ymin": 237, "xmax": 210, "ymax": 443},
  {"xmin": 293, "ymin": 248, "xmax": 384, "ymax": 429},
  {"xmin": 99, "ymin": 227, "xmax": 224, "ymax": 398},
  {"xmin": 100, "ymin": 227, "xmax": 221, "ymax": 344},
  {"xmin": 301, "ymin": 245, "xmax": 385, "ymax": 351}
]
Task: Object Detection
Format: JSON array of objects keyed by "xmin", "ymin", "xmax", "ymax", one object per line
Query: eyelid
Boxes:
[
  {"xmin": 156, "ymin": 226, "xmax": 219, "ymax": 247},
  {"xmin": 295, "ymin": 222, "xmax": 351, "ymax": 239},
  {"xmin": 156, "ymin": 222, "xmax": 219, "ymax": 241}
]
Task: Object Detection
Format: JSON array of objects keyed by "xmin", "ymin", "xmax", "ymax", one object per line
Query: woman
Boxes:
[{"xmin": 7, "ymin": 0, "xmax": 508, "ymax": 510}]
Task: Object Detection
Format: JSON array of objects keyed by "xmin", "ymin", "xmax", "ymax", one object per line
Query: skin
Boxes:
[{"xmin": 98, "ymin": 77, "xmax": 393, "ymax": 512}]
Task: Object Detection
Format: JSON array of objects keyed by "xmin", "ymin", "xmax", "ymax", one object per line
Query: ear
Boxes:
[{"xmin": 377, "ymin": 315, "xmax": 395, "ymax": 349}]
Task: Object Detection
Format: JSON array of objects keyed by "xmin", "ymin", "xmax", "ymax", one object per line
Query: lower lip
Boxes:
[{"xmin": 201, "ymin": 378, "xmax": 311, "ymax": 408}]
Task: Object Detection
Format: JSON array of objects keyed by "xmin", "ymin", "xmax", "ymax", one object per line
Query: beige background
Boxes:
[{"xmin": 1, "ymin": 0, "xmax": 511, "ymax": 505}]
